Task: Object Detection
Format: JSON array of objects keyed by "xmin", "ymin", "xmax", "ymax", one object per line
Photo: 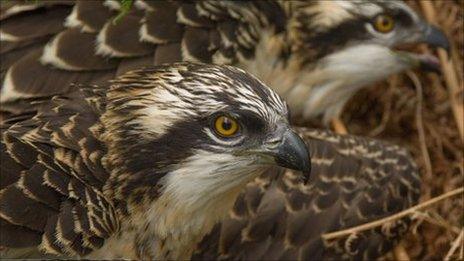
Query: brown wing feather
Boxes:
[
  {"xmin": 193, "ymin": 129, "xmax": 421, "ymax": 260},
  {"xmin": 0, "ymin": 4, "xmax": 70, "ymax": 41},
  {"xmin": 72, "ymin": 1, "xmax": 114, "ymax": 33},
  {"xmin": 1, "ymin": 1, "xmax": 275, "ymax": 105},
  {"xmin": 142, "ymin": 2, "xmax": 183, "ymax": 44},
  {"xmin": 98, "ymin": 13, "xmax": 152, "ymax": 57},
  {"xmin": 0, "ymin": 92, "xmax": 118, "ymax": 258},
  {"xmin": 154, "ymin": 43, "xmax": 183, "ymax": 65},
  {"xmin": 3, "ymin": 49, "xmax": 115, "ymax": 101},
  {"xmin": 44, "ymin": 28, "xmax": 119, "ymax": 70}
]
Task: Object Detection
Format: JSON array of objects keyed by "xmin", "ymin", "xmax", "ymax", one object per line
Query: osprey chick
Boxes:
[
  {"xmin": 0, "ymin": 0, "xmax": 449, "ymax": 123},
  {"xmin": 0, "ymin": 63, "xmax": 310, "ymax": 260}
]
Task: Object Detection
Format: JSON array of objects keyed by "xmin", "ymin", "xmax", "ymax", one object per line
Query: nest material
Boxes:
[{"xmin": 329, "ymin": 0, "xmax": 463, "ymax": 259}]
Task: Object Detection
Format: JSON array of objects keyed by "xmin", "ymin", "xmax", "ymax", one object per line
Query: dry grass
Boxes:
[
  {"xmin": 344, "ymin": 0, "xmax": 464, "ymax": 259},
  {"xmin": 311, "ymin": 0, "xmax": 464, "ymax": 259}
]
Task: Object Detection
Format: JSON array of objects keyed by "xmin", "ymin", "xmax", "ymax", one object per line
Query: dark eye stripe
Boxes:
[
  {"xmin": 393, "ymin": 10, "xmax": 414, "ymax": 27},
  {"xmin": 304, "ymin": 19, "xmax": 369, "ymax": 60}
]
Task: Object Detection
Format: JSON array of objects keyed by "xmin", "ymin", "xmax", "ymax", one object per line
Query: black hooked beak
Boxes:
[
  {"xmin": 272, "ymin": 129, "xmax": 311, "ymax": 184},
  {"xmin": 410, "ymin": 23, "xmax": 450, "ymax": 73},
  {"xmin": 420, "ymin": 23, "xmax": 450, "ymax": 56}
]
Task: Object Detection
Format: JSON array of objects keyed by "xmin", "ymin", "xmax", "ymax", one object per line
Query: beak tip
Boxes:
[
  {"xmin": 274, "ymin": 129, "xmax": 312, "ymax": 184},
  {"xmin": 424, "ymin": 24, "xmax": 451, "ymax": 57}
]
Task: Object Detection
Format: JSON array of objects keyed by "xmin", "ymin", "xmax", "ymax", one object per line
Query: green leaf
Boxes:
[{"xmin": 113, "ymin": 0, "xmax": 134, "ymax": 24}]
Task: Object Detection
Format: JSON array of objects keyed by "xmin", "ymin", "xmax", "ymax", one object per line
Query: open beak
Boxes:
[
  {"xmin": 417, "ymin": 23, "xmax": 451, "ymax": 73},
  {"xmin": 419, "ymin": 24, "xmax": 450, "ymax": 55},
  {"xmin": 415, "ymin": 23, "xmax": 450, "ymax": 73},
  {"xmin": 260, "ymin": 129, "xmax": 311, "ymax": 184},
  {"xmin": 395, "ymin": 22, "xmax": 450, "ymax": 73}
]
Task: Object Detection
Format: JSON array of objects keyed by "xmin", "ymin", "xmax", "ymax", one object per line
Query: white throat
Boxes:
[
  {"xmin": 149, "ymin": 152, "xmax": 266, "ymax": 259},
  {"xmin": 92, "ymin": 151, "xmax": 267, "ymax": 260},
  {"xmin": 239, "ymin": 35, "xmax": 412, "ymax": 123}
]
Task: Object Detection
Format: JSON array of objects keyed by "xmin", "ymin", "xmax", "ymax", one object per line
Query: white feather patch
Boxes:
[
  {"xmin": 64, "ymin": 6, "xmax": 82, "ymax": 28},
  {"xmin": 95, "ymin": 22, "xmax": 129, "ymax": 57},
  {"xmin": 40, "ymin": 33, "xmax": 83, "ymax": 70},
  {"xmin": 0, "ymin": 31, "xmax": 21, "ymax": 41},
  {"xmin": 0, "ymin": 69, "xmax": 34, "ymax": 102},
  {"xmin": 134, "ymin": 0, "xmax": 154, "ymax": 11},
  {"xmin": 103, "ymin": 0, "xmax": 121, "ymax": 11},
  {"xmin": 64, "ymin": 5, "xmax": 95, "ymax": 33},
  {"xmin": 139, "ymin": 23, "xmax": 168, "ymax": 44}
]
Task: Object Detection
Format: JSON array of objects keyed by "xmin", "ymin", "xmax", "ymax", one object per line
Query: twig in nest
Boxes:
[
  {"xmin": 444, "ymin": 229, "xmax": 464, "ymax": 261},
  {"xmin": 420, "ymin": 0, "xmax": 464, "ymax": 142},
  {"xmin": 322, "ymin": 187, "xmax": 464, "ymax": 241},
  {"xmin": 429, "ymin": 211, "xmax": 462, "ymax": 234},
  {"xmin": 407, "ymin": 71, "xmax": 433, "ymax": 184},
  {"xmin": 460, "ymin": 238, "xmax": 464, "ymax": 260},
  {"xmin": 410, "ymin": 211, "xmax": 426, "ymax": 235},
  {"xmin": 425, "ymin": 123, "xmax": 444, "ymax": 158},
  {"xmin": 369, "ymin": 76, "xmax": 396, "ymax": 137},
  {"xmin": 413, "ymin": 211, "xmax": 461, "ymax": 234}
]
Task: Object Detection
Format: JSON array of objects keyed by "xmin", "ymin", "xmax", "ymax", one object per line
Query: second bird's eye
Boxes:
[
  {"xmin": 214, "ymin": 115, "xmax": 239, "ymax": 137},
  {"xmin": 373, "ymin": 14, "xmax": 395, "ymax": 33}
]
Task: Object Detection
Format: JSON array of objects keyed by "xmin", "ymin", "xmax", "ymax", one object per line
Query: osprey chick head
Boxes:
[
  {"xmin": 102, "ymin": 63, "xmax": 310, "ymax": 209},
  {"xmin": 279, "ymin": 0, "xmax": 450, "ymax": 121},
  {"xmin": 97, "ymin": 63, "xmax": 311, "ymax": 259}
]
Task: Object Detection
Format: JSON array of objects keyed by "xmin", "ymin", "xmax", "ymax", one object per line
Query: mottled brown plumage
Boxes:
[
  {"xmin": 1, "ymin": 74, "xmax": 420, "ymax": 260},
  {"xmin": 2, "ymin": 0, "xmax": 274, "ymax": 99},
  {"xmin": 1, "ymin": 62, "xmax": 312, "ymax": 259},
  {"xmin": 194, "ymin": 128, "xmax": 420, "ymax": 260},
  {"xmin": 0, "ymin": 1, "xmax": 425, "ymax": 259},
  {"xmin": 1, "ymin": 92, "xmax": 118, "ymax": 257},
  {"xmin": 1, "ymin": 0, "xmax": 449, "ymax": 122},
  {"xmin": 1, "ymin": 97, "xmax": 420, "ymax": 259}
]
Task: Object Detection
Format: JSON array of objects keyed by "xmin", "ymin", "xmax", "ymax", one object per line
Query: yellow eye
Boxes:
[
  {"xmin": 214, "ymin": 115, "xmax": 239, "ymax": 137},
  {"xmin": 373, "ymin": 14, "xmax": 395, "ymax": 33}
]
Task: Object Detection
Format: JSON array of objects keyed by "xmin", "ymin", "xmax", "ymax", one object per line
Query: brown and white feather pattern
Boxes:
[
  {"xmin": 1, "ymin": 63, "xmax": 293, "ymax": 259},
  {"xmin": 1, "ymin": 0, "xmax": 437, "ymax": 123},
  {"xmin": 1, "ymin": 0, "xmax": 281, "ymax": 103},
  {"xmin": 1, "ymin": 93, "xmax": 420, "ymax": 259},
  {"xmin": 193, "ymin": 128, "xmax": 421, "ymax": 260},
  {"xmin": 0, "ymin": 92, "xmax": 118, "ymax": 258},
  {"xmin": 0, "ymin": 1, "xmax": 423, "ymax": 259}
]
